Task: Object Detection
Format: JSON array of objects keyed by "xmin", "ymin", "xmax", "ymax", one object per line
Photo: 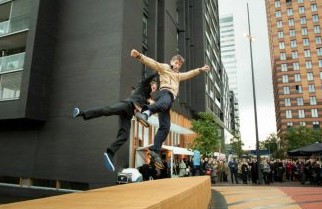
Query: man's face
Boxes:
[
  {"xmin": 151, "ymin": 83, "xmax": 157, "ymax": 92},
  {"xmin": 170, "ymin": 59, "xmax": 183, "ymax": 71}
]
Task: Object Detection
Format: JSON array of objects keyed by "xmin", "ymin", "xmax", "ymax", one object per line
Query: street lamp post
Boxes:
[{"xmin": 246, "ymin": 2, "xmax": 261, "ymax": 184}]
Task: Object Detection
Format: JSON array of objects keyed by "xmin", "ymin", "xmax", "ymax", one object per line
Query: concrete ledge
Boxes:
[{"xmin": 0, "ymin": 176, "xmax": 211, "ymax": 209}]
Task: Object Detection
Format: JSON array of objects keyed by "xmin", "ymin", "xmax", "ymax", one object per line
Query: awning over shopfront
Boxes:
[
  {"xmin": 288, "ymin": 142, "xmax": 322, "ymax": 156},
  {"xmin": 136, "ymin": 144, "xmax": 194, "ymax": 156}
]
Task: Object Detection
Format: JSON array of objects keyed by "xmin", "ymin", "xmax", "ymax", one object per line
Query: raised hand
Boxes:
[{"xmin": 131, "ymin": 49, "xmax": 140, "ymax": 58}]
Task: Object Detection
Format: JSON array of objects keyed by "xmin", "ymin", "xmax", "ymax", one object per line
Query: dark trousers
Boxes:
[
  {"xmin": 147, "ymin": 90, "xmax": 173, "ymax": 153},
  {"xmin": 231, "ymin": 171, "xmax": 239, "ymax": 183},
  {"xmin": 83, "ymin": 101, "xmax": 134, "ymax": 155}
]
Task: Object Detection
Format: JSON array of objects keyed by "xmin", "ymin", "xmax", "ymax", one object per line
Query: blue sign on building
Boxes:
[{"xmin": 250, "ymin": 150, "xmax": 270, "ymax": 155}]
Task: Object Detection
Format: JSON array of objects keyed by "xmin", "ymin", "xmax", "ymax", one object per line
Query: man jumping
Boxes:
[{"xmin": 130, "ymin": 49, "xmax": 210, "ymax": 169}]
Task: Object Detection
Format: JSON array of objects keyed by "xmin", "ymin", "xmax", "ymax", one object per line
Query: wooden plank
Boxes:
[{"xmin": 0, "ymin": 176, "xmax": 211, "ymax": 209}]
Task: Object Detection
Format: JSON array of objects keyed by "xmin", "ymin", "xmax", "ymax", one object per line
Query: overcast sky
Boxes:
[{"xmin": 218, "ymin": 0, "xmax": 277, "ymax": 149}]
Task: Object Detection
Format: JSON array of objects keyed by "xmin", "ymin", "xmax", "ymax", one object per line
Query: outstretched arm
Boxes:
[
  {"xmin": 131, "ymin": 49, "xmax": 166, "ymax": 73},
  {"xmin": 179, "ymin": 64, "xmax": 210, "ymax": 81}
]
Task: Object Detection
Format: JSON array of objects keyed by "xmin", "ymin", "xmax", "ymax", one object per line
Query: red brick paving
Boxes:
[{"xmin": 279, "ymin": 187, "xmax": 322, "ymax": 209}]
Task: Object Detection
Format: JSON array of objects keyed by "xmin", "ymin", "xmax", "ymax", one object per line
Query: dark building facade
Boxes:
[{"xmin": 0, "ymin": 0, "xmax": 224, "ymax": 190}]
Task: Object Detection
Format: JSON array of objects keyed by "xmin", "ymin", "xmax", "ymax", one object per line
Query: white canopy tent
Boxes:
[{"xmin": 135, "ymin": 144, "xmax": 194, "ymax": 178}]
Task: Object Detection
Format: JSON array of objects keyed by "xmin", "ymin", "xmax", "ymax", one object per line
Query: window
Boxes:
[
  {"xmin": 300, "ymin": 17, "xmax": 306, "ymax": 24},
  {"xmin": 286, "ymin": 0, "xmax": 292, "ymax": 3},
  {"xmin": 275, "ymin": 1, "xmax": 280, "ymax": 8},
  {"xmin": 291, "ymin": 40, "xmax": 297, "ymax": 48},
  {"xmin": 296, "ymin": 85, "xmax": 302, "ymax": 93},
  {"xmin": 0, "ymin": 72, "xmax": 22, "ymax": 101},
  {"xmin": 278, "ymin": 31, "xmax": 284, "ymax": 38},
  {"xmin": 311, "ymin": 109, "xmax": 318, "ymax": 118},
  {"xmin": 277, "ymin": 21, "xmax": 283, "ymax": 28},
  {"xmin": 319, "ymin": 60, "xmax": 322, "ymax": 67},
  {"xmin": 292, "ymin": 51, "xmax": 298, "ymax": 59},
  {"xmin": 280, "ymin": 53, "xmax": 286, "ymax": 60},
  {"xmin": 307, "ymin": 72, "xmax": 314, "ymax": 80},
  {"xmin": 306, "ymin": 61, "xmax": 312, "ymax": 69},
  {"xmin": 314, "ymin": 26, "xmax": 320, "ymax": 34},
  {"xmin": 289, "ymin": 19, "xmax": 294, "ymax": 26},
  {"xmin": 276, "ymin": 11, "xmax": 281, "ymax": 18},
  {"xmin": 279, "ymin": 42, "xmax": 285, "ymax": 49},
  {"xmin": 293, "ymin": 62, "xmax": 300, "ymax": 70},
  {"xmin": 312, "ymin": 15, "xmax": 319, "ymax": 23},
  {"xmin": 316, "ymin": 37, "xmax": 322, "ymax": 45},
  {"xmin": 308, "ymin": 84, "xmax": 315, "ymax": 92},
  {"xmin": 298, "ymin": 0, "xmax": 304, "ymax": 3},
  {"xmin": 302, "ymin": 28, "xmax": 308, "ymax": 35},
  {"xmin": 303, "ymin": 38, "xmax": 309, "ymax": 46},
  {"xmin": 304, "ymin": 49, "xmax": 311, "ymax": 57},
  {"xmin": 320, "ymin": 71, "xmax": 322, "ymax": 79},
  {"xmin": 300, "ymin": 122, "xmax": 306, "ymax": 127},
  {"xmin": 284, "ymin": 86, "xmax": 290, "ymax": 94},
  {"xmin": 311, "ymin": 4, "xmax": 318, "ymax": 12},
  {"xmin": 298, "ymin": 109, "xmax": 305, "ymax": 118},
  {"xmin": 286, "ymin": 110, "xmax": 292, "ymax": 119},
  {"xmin": 299, "ymin": 6, "xmax": 305, "ymax": 14},
  {"xmin": 297, "ymin": 97, "xmax": 304, "ymax": 106},
  {"xmin": 310, "ymin": 96, "xmax": 317, "ymax": 105},
  {"xmin": 281, "ymin": 63, "xmax": 288, "ymax": 71},
  {"xmin": 287, "ymin": 122, "xmax": 293, "ymax": 128},
  {"xmin": 285, "ymin": 98, "xmax": 291, "ymax": 106},
  {"xmin": 287, "ymin": 8, "xmax": 293, "ymax": 16},
  {"xmin": 317, "ymin": 48, "xmax": 322, "ymax": 56},
  {"xmin": 290, "ymin": 29, "xmax": 296, "ymax": 36},
  {"xmin": 294, "ymin": 73, "xmax": 301, "ymax": 82},
  {"xmin": 313, "ymin": 121, "xmax": 320, "ymax": 129},
  {"xmin": 282, "ymin": 75, "xmax": 289, "ymax": 83}
]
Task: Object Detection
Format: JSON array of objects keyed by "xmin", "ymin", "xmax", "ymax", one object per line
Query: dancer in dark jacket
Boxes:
[{"xmin": 72, "ymin": 73, "xmax": 158, "ymax": 172}]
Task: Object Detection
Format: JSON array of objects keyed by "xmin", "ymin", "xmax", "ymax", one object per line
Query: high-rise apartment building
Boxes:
[
  {"xmin": 265, "ymin": 0, "xmax": 322, "ymax": 137},
  {"xmin": 220, "ymin": 15, "xmax": 238, "ymax": 97},
  {"xmin": 219, "ymin": 14, "xmax": 240, "ymax": 136},
  {"xmin": 0, "ymin": 0, "xmax": 228, "ymax": 192}
]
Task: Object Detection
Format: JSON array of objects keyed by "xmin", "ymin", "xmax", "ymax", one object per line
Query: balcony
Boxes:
[
  {"xmin": 0, "ymin": 52, "xmax": 24, "ymax": 101},
  {"xmin": 0, "ymin": 0, "xmax": 30, "ymax": 38},
  {"xmin": 0, "ymin": 52, "xmax": 25, "ymax": 73},
  {"xmin": 0, "ymin": 20, "xmax": 9, "ymax": 35}
]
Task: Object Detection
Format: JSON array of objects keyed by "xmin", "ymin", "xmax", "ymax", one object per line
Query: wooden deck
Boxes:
[{"xmin": 0, "ymin": 176, "xmax": 211, "ymax": 209}]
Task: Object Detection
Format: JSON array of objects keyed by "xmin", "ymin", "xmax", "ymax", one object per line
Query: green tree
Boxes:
[
  {"xmin": 282, "ymin": 126, "xmax": 322, "ymax": 151},
  {"xmin": 259, "ymin": 133, "xmax": 278, "ymax": 158},
  {"xmin": 191, "ymin": 112, "xmax": 220, "ymax": 155},
  {"xmin": 230, "ymin": 135, "xmax": 244, "ymax": 158}
]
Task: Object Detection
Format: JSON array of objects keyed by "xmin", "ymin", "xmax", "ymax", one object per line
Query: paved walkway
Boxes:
[{"xmin": 210, "ymin": 182, "xmax": 322, "ymax": 209}]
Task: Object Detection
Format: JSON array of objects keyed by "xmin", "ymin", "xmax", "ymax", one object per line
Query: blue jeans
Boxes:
[{"xmin": 147, "ymin": 90, "xmax": 173, "ymax": 153}]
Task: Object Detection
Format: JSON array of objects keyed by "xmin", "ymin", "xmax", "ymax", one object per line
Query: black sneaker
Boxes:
[
  {"xmin": 72, "ymin": 107, "xmax": 83, "ymax": 118},
  {"xmin": 149, "ymin": 151, "xmax": 164, "ymax": 169},
  {"xmin": 103, "ymin": 152, "xmax": 115, "ymax": 172},
  {"xmin": 135, "ymin": 112, "xmax": 150, "ymax": 127}
]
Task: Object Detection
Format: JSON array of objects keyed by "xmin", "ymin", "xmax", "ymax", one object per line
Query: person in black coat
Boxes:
[
  {"xmin": 241, "ymin": 161, "xmax": 249, "ymax": 184},
  {"xmin": 72, "ymin": 73, "xmax": 158, "ymax": 172}
]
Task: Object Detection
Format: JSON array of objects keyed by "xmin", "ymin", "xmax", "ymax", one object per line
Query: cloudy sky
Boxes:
[{"xmin": 218, "ymin": 0, "xmax": 277, "ymax": 149}]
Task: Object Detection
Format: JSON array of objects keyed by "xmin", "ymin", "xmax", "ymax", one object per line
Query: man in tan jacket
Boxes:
[{"xmin": 131, "ymin": 49, "xmax": 209, "ymax": 169}]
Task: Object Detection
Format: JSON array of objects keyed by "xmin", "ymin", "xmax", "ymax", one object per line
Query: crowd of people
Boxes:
[{"xmin": 159, "ymin": 156, "xmax": 322, "ymax": 186}]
